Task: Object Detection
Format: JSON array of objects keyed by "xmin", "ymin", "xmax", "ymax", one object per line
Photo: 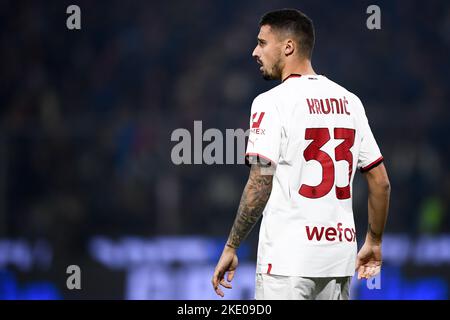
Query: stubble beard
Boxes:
[{"xmin": 261, "ymin": 57, "xmax": 283, "ymax": 81}]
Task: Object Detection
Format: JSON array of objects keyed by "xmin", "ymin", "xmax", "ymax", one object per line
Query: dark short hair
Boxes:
[{"xmin": 260, "ymin": 9, "xmax": 315, "ymax": 59}]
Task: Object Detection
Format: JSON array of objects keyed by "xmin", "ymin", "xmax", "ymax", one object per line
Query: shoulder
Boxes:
[
  {"xmin": 253, "ymin": 86, "xmax": 280, "ymax": 103},
  {"xmin": 323, "ymin": 77, "xmax": 356, "ymax": 98},
  {"xmin": 325, "ymin": 77, "xmax": 365, "ymax": 111},
  {"xmin": 252, "ymin": 83, "xmax": 287, "ymax": 109}
]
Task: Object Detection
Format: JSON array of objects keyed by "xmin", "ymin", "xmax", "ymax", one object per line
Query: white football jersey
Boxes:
[{"xmin": 245, "ymin": 74, "xmax": 383, "ymax": 277}]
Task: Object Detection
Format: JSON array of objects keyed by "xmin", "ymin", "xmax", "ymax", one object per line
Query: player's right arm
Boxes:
[
  {"xmin": 353, "ymin": 94, "xmax": 390, "ymax": 279},
  {"xmin": 356, "ymin": 163, "xmax": 390, "ymax": 279},
  {"xmin": 365, "ymin": 163, "xmax": 390, "ymax": 243}
]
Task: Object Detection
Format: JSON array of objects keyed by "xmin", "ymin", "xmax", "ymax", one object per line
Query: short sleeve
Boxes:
[
  {"xmin": 356, "ymin": 101, "xmax": 383, "ymax": 172},
  {"xmin": 245, "ymin": 94, "xmax": 281, "ymax": 167}
]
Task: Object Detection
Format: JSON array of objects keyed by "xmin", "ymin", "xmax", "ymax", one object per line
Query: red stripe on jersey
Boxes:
[
  {"xmin": 282, "ymin": 74, "xmax": 302, "ymax": 82},
  {"xmin": 360, "ymin": 156, "xmax": 384, "ymax": 173},
  {"xmin": 267, "ymin": 263, "xmax": 272, "ymax": 274},
  {"xmin": 245, "ymin": 153, "xmax": 277, "ymax": 167}
]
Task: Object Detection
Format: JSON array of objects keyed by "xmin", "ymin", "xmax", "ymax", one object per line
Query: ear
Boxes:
[{"xmin": 284, "ymin": 39, "xmax": 295, "ymax": 56}]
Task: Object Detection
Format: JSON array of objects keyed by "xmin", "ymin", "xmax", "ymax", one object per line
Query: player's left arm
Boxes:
[
  {"xmin": 212, "ymin": 163, "xmax": 273, "ymax": 297},
  {"xmin": 226, "ymin": 163, "xmax": 273, "ymax": 248}
]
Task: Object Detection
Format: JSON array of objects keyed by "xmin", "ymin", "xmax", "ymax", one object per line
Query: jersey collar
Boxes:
[{"xmin": 282, "ymin": 74, "xmax": 302, "ymax": 83}]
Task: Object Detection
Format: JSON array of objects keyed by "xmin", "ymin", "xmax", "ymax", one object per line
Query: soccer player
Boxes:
[{"xmin": 211, "ymin": 9, "xmax": 390, "ymax": 300}]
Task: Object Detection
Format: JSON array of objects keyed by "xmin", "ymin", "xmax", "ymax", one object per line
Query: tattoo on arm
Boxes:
[{"xmin": 226, "ymin": 164, "xmax": 273, "ymax": 249}]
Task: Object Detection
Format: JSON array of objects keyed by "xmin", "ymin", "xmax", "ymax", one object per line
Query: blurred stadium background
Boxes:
[{"xmin": 0, "ymin": 0, "xmax": 449, "ymax": 299}]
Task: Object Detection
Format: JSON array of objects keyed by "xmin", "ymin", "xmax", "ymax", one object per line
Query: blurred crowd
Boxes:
[{"xmin": 0, "ymin": 0, "xmax": 449, "ymax": 259}]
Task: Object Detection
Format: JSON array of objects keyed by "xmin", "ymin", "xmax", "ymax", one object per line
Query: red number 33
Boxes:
[{"xmin": 299, "ymin": 128, "xmax": 355, "ymax": 200}]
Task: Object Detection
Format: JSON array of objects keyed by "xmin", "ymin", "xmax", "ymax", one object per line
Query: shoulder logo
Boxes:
[{"xmin": 251, "ymin": 112, "xmax": 265, "ymax": 128}]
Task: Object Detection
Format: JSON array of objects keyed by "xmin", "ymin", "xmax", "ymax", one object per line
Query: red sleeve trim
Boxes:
[
  {"xmin": 245, "ymin": 153, "xmax": 277, "ymax": 167},
  {"xmin": 360, "ymin": 156, "xmax": 384, "ymax": 173}
]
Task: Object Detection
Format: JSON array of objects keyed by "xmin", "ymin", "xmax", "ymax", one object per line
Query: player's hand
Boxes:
[
  {"xmin": 355, "ymin": 236, "xmax": 382, "ymax": 280},
  {"xmin": 211, "ymin": 245, "xmax": 238, "ymax": 298}
]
